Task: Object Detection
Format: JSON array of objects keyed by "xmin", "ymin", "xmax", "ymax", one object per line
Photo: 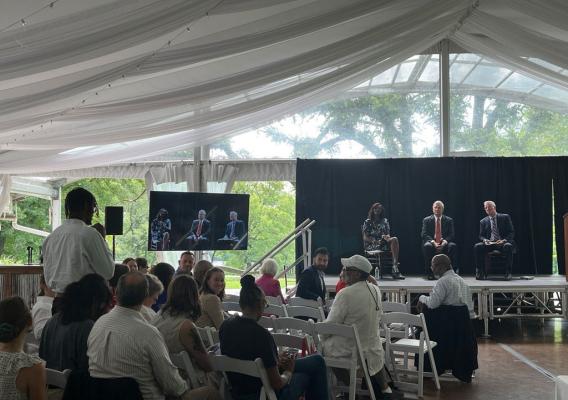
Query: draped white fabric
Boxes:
[{"xmin": 0, "ymin": 0, "xmax": 567, "ymax": 175}]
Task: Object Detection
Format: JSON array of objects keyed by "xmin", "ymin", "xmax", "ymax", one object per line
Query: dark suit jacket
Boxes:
[
  {"xmin": 224, "ymin": 220, "xmax": 245, "ymax": 239},
  {"xmin": 421, "ymin": 215, "xmax": 455, "ymax": 243},
  {"xmin": 479, "ymin": 213, "xmax": 515, "ymax": 243},
  {"xmin": 190, "ymin": 219, "xmax": 211, "ymax": 238},
  {"xmin": 296, "ymin": 267, "xmax": 326, "ymax": 301}
]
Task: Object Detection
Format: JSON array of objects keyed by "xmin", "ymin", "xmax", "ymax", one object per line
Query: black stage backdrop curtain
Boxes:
[{"xmin": 296, "ymin": 157, "xmax": 568, "ymax": 276}]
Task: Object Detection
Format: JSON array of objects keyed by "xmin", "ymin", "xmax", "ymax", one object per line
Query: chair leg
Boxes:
[
  {"xmin": 349, "ymin": 367, "xmax": 357, "ymax": 400},
  {"xmin": 418, "ymin": 348, "xmax": 424, "ymax": 398},
  {"xmin": 427, "ymin": 348, "xmax": 441, "ymax": 390}
]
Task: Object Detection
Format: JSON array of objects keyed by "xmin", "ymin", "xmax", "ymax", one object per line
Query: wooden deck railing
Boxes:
[{"xmin": 0, "ymin": 265, "xmax": 43, "ymax": 308}]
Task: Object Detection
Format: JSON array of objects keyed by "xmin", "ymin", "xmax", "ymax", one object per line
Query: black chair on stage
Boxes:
[
  {"xmin": 484, "ymin": 248, "xmax": 515, "ymax": 280},
  {"xmin": 364, "ymin": 249, "xmax": 395, "ymax": 279}
]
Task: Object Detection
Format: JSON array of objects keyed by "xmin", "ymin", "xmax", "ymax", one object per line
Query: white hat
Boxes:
[{"xmin": 340, "ymin": 254, "xmax": 372, "ymax": 274}]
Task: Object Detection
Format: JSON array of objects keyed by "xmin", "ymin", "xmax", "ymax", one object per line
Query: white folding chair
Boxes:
[
  {"xmin": 196, "ymin": 326, "xmax": 216, "ymax": 348},
  {"xmin": 381, "ymin": 302, "xmax": 412, "ymax": 339},
  {"xmin": 170, "ymin": 351, "xmax": 201, "ymax": 389},
  {"xmin": 266, "ymin": 296, "xmax": 283, "ymax": 306},
  {"xmin": 258, "ymin": 315, "xmax": 276, "ymax": 330},
  {"xmin": 314, "ymin": 322, "xmax": 376, "ymax": 400},
  {"xmin": 46, "ymin": 368, "xmax": 71, "ymax": 390},
  {"xmin": 222, "ymin": 301, "xmax": 242, "ymax": 314},
  {"xmin": 265, "ymin": 304, "xmax": 288, "ymax": 317},
  {"xmin": 224, "ymin": 294, "xmax": 240, "ymax": 302},
  {"xmin": 271, "ymin": 332, "xmax": 305, "ymax": 357},
  {"xmin": 209, "ymin": 354, "xmax": 277, "ymax": 400},
  {"xmin": 285, "ymin": 305, "xmax": 325, "ymax": 322},
  {"xmin": 382, "ymin": 312, "xmax": 440, "ymax": 398},
  {"xmin": 271, "ymin": 317, "xmax": 318, "ymax": 349},
  {"xmin": 288, "ymin": 297, "xmax": 324, "ymax": 308}
]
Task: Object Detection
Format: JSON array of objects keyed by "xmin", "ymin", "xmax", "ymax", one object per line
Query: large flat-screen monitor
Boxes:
[{"xmin": 148, "ymin": 191, "xmax": 250, "ymax": 251}]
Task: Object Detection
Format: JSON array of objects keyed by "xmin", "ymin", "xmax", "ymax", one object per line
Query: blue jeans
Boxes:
[{"xmin": 278, "ymin": 354, "xmax": 329, "ymax": 400}]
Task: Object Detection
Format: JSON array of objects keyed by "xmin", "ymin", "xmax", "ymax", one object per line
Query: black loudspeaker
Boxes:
[{"xmin": 105, "ymin": 206, "xmax": 124, "ymax": 235}]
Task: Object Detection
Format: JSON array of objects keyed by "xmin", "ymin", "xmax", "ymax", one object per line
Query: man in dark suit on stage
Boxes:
[
  {"xmin": 296, "ymin": 247, "xmax": 329, "ymax": 301},
  {"xmin": 187, "ymin": 209, "xmax": 211, "ymax": 249},
  {"xmin": 421, "ymin": 200, "xmax": 457, "ymax": 280},
  {"xmin": 219, "ymin": 211, "xmax": 246, "ymax": 249},
  {"xmin": 474, "ymin": 200, "xmax": 515, "ymax": 280}
]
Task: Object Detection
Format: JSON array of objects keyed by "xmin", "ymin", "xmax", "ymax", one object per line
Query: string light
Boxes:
[
  {"xmin": 12, "ymin": 0, "xmax": 227, "ymax": 145},
  {"xmin": 1, "ymin": 0, "xmax": 62, "ymax": 33}
]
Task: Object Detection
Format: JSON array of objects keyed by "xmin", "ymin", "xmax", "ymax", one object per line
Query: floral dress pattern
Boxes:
[{"xmin": 363, "ymin": 218, "xmax": 391, "ymax": 251}]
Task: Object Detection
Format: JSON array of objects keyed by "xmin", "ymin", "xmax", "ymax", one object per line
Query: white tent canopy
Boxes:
[{"xmin": 0, "ymin": 0, "xmax": 567, "ymax": 180}]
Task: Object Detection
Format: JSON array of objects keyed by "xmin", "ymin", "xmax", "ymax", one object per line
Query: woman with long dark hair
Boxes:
[
  {"xmin": 362, "ymin": 202, "xmax": 404, "ymax": 279},
  {"xmin": 153, "ymin": 275, "xmax": 217, "ymax": 392}
]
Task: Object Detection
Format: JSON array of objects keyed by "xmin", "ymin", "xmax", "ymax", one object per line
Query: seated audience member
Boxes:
[
  {"xmin": 175, "ymin": 251, "xmax": 195, "ymax": 277},
  {"xmin": 31, "ymin": 275, "xmax": 55, "ymax": 340},
  {"xmin": 196, "ymin": 267, "xmax": 226, "ymax": 329},
  {"xmin": 40, "ymin": 274, "xmax": 112, "ymax": 373},
  {"xmin": 122, "ymin": 257, "xmax": 138, "ymax": 271},
  {"xmin": 151, "ymin": 262, "xmax": 175, "ymax": 312},
  {"xmin": 141, "ymin": 274, "xmax": 164, "ymax": 322},
  {"xmin": 297, "ymin": 247, "xmax": 329, "ymax": 302},
  {"xmin": 362, "ymin": 202, "xmax": 404, "ymax": 279},
  {"xmin": 473, "ymin": 200, "xmax": 515, "ymax": 280},
  {"xmin": 0, "ymin": 296, "xmax": 47, "ymax": 400},
  {"xmin": 335, "ymin": 268, "xmax": 347, "ymax": 294},
  {"xmin": 136, "ymin": 257, "xmax": 149, "ymax": 274},
  {"xmin": 153, "ymin": 276, "xmax": 216, "ymax": 389},
  {"xmin": 418, "ymin": 254, "xmax": 475, "ymax": 318},
  {"xmin": 421, "ymin": 200, "xmax": 458, "ymax": 279},
  {"xmin": 193, "ymin": 260, "xmax": 213, "ymax": 288},
  {"xmin": 417, "ymin": 254, "xmax": 478, "ymax": 382},
  {"xmin": 88, "ymin": 271, "xmax": 219, "ymax": 400},
  {"xmin": 322, "ymin": 255, "xmax": 401, "ymax": 399},
  {"xmin": 255, "ymin": 258, "xmax": 286, "ymax": 303},
  {"xmin": 220, "ymin": 275, "xmax": 329, "ymax": 400},
  {"xmin": 109, "ymin": 263, "xmax": 129, "ymax": 307}
]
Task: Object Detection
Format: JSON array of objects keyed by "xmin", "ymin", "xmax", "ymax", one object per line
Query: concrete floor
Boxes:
[{"xmin": 418, "ymin": 318, "xmax": 568, "ymax": 400}]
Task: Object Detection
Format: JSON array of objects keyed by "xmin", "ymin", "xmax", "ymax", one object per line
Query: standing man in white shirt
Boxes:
[
  {"xmin": 88, "ymin": 271, "xmax": 220, "ymax": 400},
  {"xmin": 322, "ymin": 255, "xmax": 402, "ymax": 400},
  {"xmin": 42, "ymin": 187, "xmax": 115, "ymax": 311}
]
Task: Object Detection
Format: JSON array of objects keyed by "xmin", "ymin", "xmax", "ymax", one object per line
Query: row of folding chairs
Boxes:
[{"xmin": 222, "ymin": 298, "xmax": 326, "ymax": 321}]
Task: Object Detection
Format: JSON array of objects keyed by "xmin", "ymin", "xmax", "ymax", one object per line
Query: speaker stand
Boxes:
[{"xmin": 112, "ymin": 235, "xmax": 116, "ymax": 260}]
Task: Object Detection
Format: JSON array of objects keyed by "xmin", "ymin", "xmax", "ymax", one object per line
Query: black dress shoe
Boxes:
[
  {"xmin": 475, "ymin": 273, "xmax": 486, "ymax": 280},
  {"xmin": 505, "ymin": 273, "xmax": 512, "ymax": 281},
  {"xmin": 427, "ymin": 274, "xmax": 436, "ymax": 280}
]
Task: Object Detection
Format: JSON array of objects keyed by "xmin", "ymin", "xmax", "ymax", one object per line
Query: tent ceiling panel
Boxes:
[{"xmin": 0, "ymin": 0, "xmax": 567, "ymax": 176}]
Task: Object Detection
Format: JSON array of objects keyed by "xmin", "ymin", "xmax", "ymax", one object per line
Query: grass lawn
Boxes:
[{"xmin": 224, "ymin": 274, "xmax": 296, "ymax": 289}]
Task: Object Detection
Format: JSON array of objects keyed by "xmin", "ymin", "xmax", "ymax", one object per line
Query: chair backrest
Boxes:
[
  {"xmin": 222, "ymin": 301, "xmax": 242, "ymax": 313},
  {"xmin": 285, "ymin": 305, "xmax": 325, "ymax": 322},
  {"xmin": 382, "ymin": 301, "xmax": 410, "ymax": 313},
  {"xmin": 288, "ymin": 297, "xmax": 323, "ymax": 308},
  {"xmin": 46, "ymin": 368, "xmax": 71, "ymax": 389},
  {"xmin": 265, "ymin": 304, "xmax": 288, "ymax": 317},
  {"xmin": 381, "ymin": 311, "xmax": 423, "ymax": 328},
  {"xmin": 170, "ymin": 351, "xmax": 200, "ymax": 389},
  {"xmin": 196, "ymin": 326, "xmax": 216, "ymax": 348},
  {"xmin": 272, "ymin": 333, "xmax": 305, "ymax": 350},
  {"xmin": 209, "ymin": 355, "xmax": 277, "ymax": 400},
  {"xmin": 258, "ymin": 316, "xmax": 275, "ymax": 330},
  {"xmin": 224, "ymin": 294, "xmax": 240, "ymax": 302},
  {"xmin": 266, "ymin": 296, "xmax": 282, "ymax": 306},
  {"xmin": 271, "ymin": 317, "xmax": 313, "ymax": 334}
]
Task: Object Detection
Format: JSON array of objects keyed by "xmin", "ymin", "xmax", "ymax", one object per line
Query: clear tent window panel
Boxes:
[
  {"xmin": 209, "ymin": 55, "xmax": 440, "ymax": 160},
  {"xmin": 449, "ymin": 54, "xmax": 568, "ymax": 157}
]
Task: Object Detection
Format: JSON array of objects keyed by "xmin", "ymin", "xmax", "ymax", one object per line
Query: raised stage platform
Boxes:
[{"xmin": 325, "ymin": 275, "xmax": 568, "ymax": 336}]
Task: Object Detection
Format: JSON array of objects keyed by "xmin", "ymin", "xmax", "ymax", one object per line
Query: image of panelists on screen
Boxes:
[{"xmin": 147, "ymin": 191, "xmax": 249, "ymax": 251}]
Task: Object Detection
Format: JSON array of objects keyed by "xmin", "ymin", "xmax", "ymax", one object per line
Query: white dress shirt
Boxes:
[
  {"xmin": 31, "ymin": 296, "xmax": 54, "ymax": 340},
  {"xmin": 43, "ymin": 219, "xmax": 115, "ymax": 293},
  {"xmin": 87, "ymin": 306, "xmax": 188, "ymax": 400},
  {"xmin": 419, "ymin": 269, "xmax": 475, "ymax": 318},
  {"xmin": 322, "ymin": 280, "xmax": 384, "ymax": 375}
]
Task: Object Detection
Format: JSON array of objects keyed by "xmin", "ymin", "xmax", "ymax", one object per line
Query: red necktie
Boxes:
[
  {"xmin": 196, "ymin": 221, "xmax": 202, "ymax": 236},
  {"xmin": 434, "ymin": 217, "xmax": 441, "ymax": 244}
]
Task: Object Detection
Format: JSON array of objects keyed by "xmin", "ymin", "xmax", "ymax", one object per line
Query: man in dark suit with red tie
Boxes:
[
  {"xmin": 187, "ymin": 209, "xmax": 211, "ymax": 249},
  {"xmin": 474, "ymin": 200, "xmax": 515, "ymax": 280},
  {"xmin": 421, "ymin": 200, "xmax": 457, "ymax": 280}
]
